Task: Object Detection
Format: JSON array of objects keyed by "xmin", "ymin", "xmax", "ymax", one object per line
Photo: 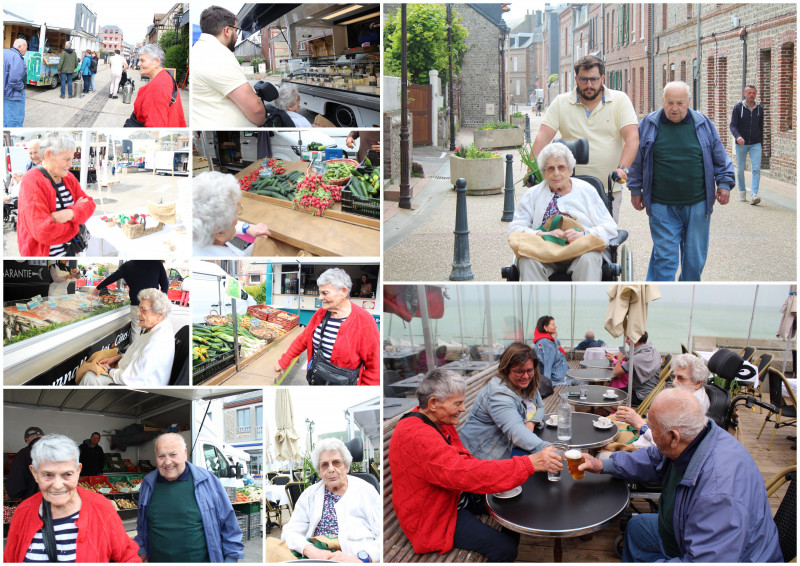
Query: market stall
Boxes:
[{"xmin": 85, "ymin": 212, "xmax": 190, "ymax": 258}]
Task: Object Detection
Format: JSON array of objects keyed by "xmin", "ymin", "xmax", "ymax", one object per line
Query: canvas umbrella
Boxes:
[
  {"xmin": 274, "ymin": 389, "xmax": 301, "ymax": 469},
  {"xmin": 776, "ymin": 285, "xmax": 797, "ymax": 374},
  {"xmin": 604, "ymin": 284, "xmax": 662, "ymax": 403}
]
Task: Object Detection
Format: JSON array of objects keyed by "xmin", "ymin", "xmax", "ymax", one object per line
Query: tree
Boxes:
[
  {"xmin": 159, "ymin": 25, "xmax": 189, "ymax": 84},
  {"xmin": 384, "ymin": 4, "xmax": 468, "ymax": 85},
  {"xmin": 244, "ymin": 281, "xmax": 267, "ymax": 304}
]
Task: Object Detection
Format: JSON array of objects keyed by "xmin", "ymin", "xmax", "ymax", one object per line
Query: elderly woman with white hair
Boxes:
[
  {"xmin": 275, "ymin": 83, "xmax": 313, "ymax": 127},
  {"xmin": 17, "ymin": 132, "xmax": 96, "ymax": 256},
  {"xmin": 4, "ymin": 434, "xmax": 141, "ymax": 563},
  {"xmin": 130, "ymin": 43, "xmax": 186, "ymax": 127},
  {"xmin": 508, "ymin": 141, "xmax": 617, "ymax": 280},
  {"xmin": 280, "ymin": 438, "xmax": 381, "ymax": 562},
  {"xmin": 76, "ymin": 288, "xmax": 175, "ymax": 386},
  {"xmin": 192, "ymin": 171, "xmax": 270, "ymax": 256},
  {"xmin": 275, "ymin": 268, "xmax": 379, "ymax": 385}
]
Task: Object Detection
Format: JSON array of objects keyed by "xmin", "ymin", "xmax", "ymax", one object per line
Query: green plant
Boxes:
[
  {"xmin": 350, "ymin": 461, "xmax": 364, "ymax": 473},
  {"xmin": 453, "ymin": 143, "xmax": 500, "ymax": 159},
  {"xmin": 548, "ymin": 73, "xmax": 559, "ymax": 84},
  {"xmin": 515, "ymin": 141, "xmax": 543, "ymax": 186},
  {"xmin": 236, "ymin": 56, "xmax": 244, "ymax": 65},
  {"xmin": 479, "ymin": 121, "xmax": 514, "ymax": 130},
  {"xmin": 298, "ymin": 451, "xmax": 317, "ymax": 491},
  {"xmin": 251, "ymin": 56, "xmax": 265, "ymax": 67},
  {"xmin": 243, "ymin": 281, "xmax": 267, "ymax": 304},
  {"xmin": 511, "ymin": 111, "xmax": 525, "ymax": 118}
]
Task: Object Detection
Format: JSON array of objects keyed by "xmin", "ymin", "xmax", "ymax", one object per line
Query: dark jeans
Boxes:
[
  {"xmin": 60, "ymin": 73, "xmax": 73, "ymax": 97},
  {"xmin": 452, "ymin": 506, "xmax": 519, "ymax": 562},
  {"xmin": 82, "ymin": 74, "xmax": 91, "ymax": 93}
]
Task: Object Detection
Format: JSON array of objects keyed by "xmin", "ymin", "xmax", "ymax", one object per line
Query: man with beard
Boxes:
[
  {"xmin": 531, "ymin": 55, "xmax": 638, "ymax": 221},
  {"xmin": 192, "ymin": 5, "xmax": 266, "ymax": 128}
]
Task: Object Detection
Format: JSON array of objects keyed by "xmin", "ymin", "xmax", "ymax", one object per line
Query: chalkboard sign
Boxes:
[{"xmin": 165, "ymin": 68, "xmax": 176, "ymax": 79}]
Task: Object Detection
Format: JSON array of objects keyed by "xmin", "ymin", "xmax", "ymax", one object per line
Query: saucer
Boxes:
[
  {"xmin": 493, "ymin": 486, "xmax": 522, "ymax": 499},
  {"xmin": 545, "ymin": 419, "xmax": 558, "ymax": 427},
  {"xmin": 593, "ymin": 420, "xmax": 614, "ymax": 430},
  {"xmin": 603, "ymin": 392, "xmax": 618, "ymax": 399}
]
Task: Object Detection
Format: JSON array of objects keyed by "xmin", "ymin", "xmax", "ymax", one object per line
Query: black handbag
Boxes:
[
  {"xmin": 124, "ymin": 71, "xmax": 178, "ymax": 127},
  {"xmin": 306, "ymin": 312, "xmax": 362, "ymax": 386},
  {"xmin": 37, "ymin": 166, "xmax": 90, "ymax": 255}
]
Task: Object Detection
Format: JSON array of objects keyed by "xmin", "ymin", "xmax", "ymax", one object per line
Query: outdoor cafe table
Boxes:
[
  {"xmin": 383, "ymin": 347, "xmax": 424, "ymax": 373},
  {"xmin": 580, "ymin": 359, "xmax": 614, "ymax": 369},
  {"xmin": 565, "ymin": 385, "xmax": 628, "ymax": 407},
  {"xmin": 567, "ymin": 368, "xmax": 614, "ymax": 382},
  {"xmin": 384, "ymin": 397, "xmax": 418, "ymax": 420},
  {"xmin": 486, "ymin": 470, "xmax": 630, "ymax": 562},
  {"xmin": 441, "ymin": 360, "xmax": 494, "ymax": 372},
  {"xmin": 537, "ymin": 412, "xmax": 619, "ymax": 449},
  {"xmin": 393, "ymin": 374, "xmax": 424, "ymax": 390}
]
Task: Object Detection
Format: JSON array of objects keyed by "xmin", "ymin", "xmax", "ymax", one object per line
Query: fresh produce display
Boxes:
[
  {"xmin": 293, "ymin": 173, "xmax": 342, "ymax": 216},
  {"xmin": 108, "ymin": 499, "xmax": 120, "ymax": 510},
  {"xmin": 248, "ymin": 171, "xmax": 305, "ymax": 200},
  {"xmin": 78, "ymin": 481, "xmax": 94, "ymax": 491},
  {"xmin": 204, "ymin": 314, "xmax": 231, "ymax": 326},
  {"xmin": 5, "ymin": 505, "xmax": 17, "ymax": 523},
  {"xmin": 100, "ymin": 213, "xmax": 149, "ymax": 226},
  {"xmin": 246, "ymin": 305, "xmax": 277, "ymax": 321},
  {"xmin": 129, "ymin": 477, "xmax": 143, "ymax": 485},
  {"xmin": 306, "ymin": 142, "xmax": 326, "ymax": 151},
  {"xmin": 236, "ymin": 485, "xmax": 263, "ymax": 502},
  {"xmin": 115, "ymin": 498, "xmax": 137, "ymax": 509},
  {"xmin": 322, "ymin": 161, "xmax": 356, "ymax": 181},
  {"xmin": 238, "ymin": 170, "xmax": 260, "ymax": 192},
  {"xmin": 193, "ymin": 323, "xmax": 265, "ymax": 364},
  {"xmin": 349, "ymin": 166, "xmax": 381, "ymax": 198},
  {"xmin": 266, "ymin": 157, "xmax": 285, "ymax": 175},
  {"xmin": 113, "ymin": 481, "xmax": 133, "ymax": 493}
]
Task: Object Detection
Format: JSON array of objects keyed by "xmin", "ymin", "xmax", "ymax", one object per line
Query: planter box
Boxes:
[
  {"xmin": 449, "ymin": 155, "xmax": 504, "ymax": 195},
  {"xmin": 511, "ymin": 116, "xmax": 526, "ymax": 129},
  {"xmin": 474, "ymin": 128, "xmax": 524, "ymax": 149}
]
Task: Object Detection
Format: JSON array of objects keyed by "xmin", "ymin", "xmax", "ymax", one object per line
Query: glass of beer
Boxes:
[
  {"xmin": 565, "ymin": 449, "xmax": 584, "ymax": 480},
  {"xmin": 548, "ymin": 442, "xmax": 568, "ymax": 482}
]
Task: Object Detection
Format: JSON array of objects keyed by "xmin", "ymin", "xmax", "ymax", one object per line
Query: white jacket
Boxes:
[
  {"xmin": 282, "ymin": 475, "xmax": 381, "ymax": 561},
  {"xmin": 193, "ymin": 222, "xmax": 252, "ymax": 257},
  {"xmin": 109, "ymin": 317, "xmax": 175, "ymax": 386}
]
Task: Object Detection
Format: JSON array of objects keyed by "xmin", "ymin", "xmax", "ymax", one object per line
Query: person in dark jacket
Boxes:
[
  {"xmin": 79, "ymin": 432, "xmax": 105, "ymax": 476},
  {"xmin": 3, "ymin": 38, "xmax": 27, "ymax": 127},
  {"xmin": 6, "ymin": 427, "xmax": 44, "ymax": 501},
  {"xmin": 729, "ymin": 85, "xmax": 764, "ymax": 205},
  {"xmin": 575, "ymin": 330, "xmax": 606, "ymax": 350},
  {"xmin": 57, "ymin": 41, "xmax": 79, "ymax": 99},
  {"xmin": 346, "ymin": 131, "xmax": 380, "ymax": 163},
  {"xmin": 89, "ymin": 51, "xmax": 99, "ymax": 91}
]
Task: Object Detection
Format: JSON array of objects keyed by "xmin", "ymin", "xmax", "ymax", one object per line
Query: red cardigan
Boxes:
[
  {"xmin": 278, "ymin": 304, "xmax": 380, "ymax": 385},
  {"xmin": 17, "ymin": 168, "xmax": 96, "ymax": 256},
  {"xmin": 134, "ymin": 69, "xmax": 186, "ymax": 127},
  {"xmin": 388, "ymin": 410, "xmax": 536, "ymax": 555},
  {"xmin": 4, "ymin": 488, "xmax": 142, "ymax": 563}
]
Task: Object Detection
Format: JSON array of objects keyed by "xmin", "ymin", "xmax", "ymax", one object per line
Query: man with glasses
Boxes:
[
  {"xmin": 531, "ymin": 55, "xmax": 639, "ymax": 222},
  {"xmin": 192, "ymin": 5, "xmax": 266, "ymax": 127},
  {"xmin": 93, "ymin": 260, "xmax": 169, "ymax": 342}
]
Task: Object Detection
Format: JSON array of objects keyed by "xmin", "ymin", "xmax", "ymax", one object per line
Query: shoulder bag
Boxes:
[
  {"xmin": 124, "ymin": 71, "xmax": 178, "ymax": 127},
  {"xmin": 306, "ymin": 311, "xmax": 362, "ymax": 386},
  {"xmin": 37, "ymin": 166, "xmax": 90, "ymax": 255}
]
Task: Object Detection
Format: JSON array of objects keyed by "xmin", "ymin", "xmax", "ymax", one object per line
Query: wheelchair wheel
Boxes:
[{"xmin": 619, "ymin": 244, "xmax": 633, "ymax": 281}]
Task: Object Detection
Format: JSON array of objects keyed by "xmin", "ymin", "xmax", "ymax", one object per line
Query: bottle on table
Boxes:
[{"xmin": 557, "ymin": 391, "xmax": 572, "ymax": 441}]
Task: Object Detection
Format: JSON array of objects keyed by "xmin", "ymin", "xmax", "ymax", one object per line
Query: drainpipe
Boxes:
[
  {"xmin": 694, "ymin": 6, "xmax": 701, "ymax": 109},
  {"xmin": 649, "ymin": 3, "xmax": 655, "ymax": 111},
  {"xmin": 739, "ymin": 26, "xmax": 747, "ymax": 92}
]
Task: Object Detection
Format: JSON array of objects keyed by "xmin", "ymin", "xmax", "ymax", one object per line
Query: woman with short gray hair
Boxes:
[
  {"xmin": 76, "ymin": 288, "xmax": 175, "ymax": 386},
  {"xmin": 4, "ymin": 434, "xmax": 141, "ymax": 563},
  {"xmin": 275, "ymin": 268, "xmax": 379, "ymax": 385},
  {"xmin": 130, "ymin": 42, "xmax": 186, "ymax": 126},
  {"xmin": 311, "ymin": 438, "xmax": 353, "ymax": 474},
  {"xmin": 17, "ymin": 132, "xmax": 95, "ymax": 256},
  {"xmin": 274, "ymin": 83, "xmax": 313, "ymax": 127}
]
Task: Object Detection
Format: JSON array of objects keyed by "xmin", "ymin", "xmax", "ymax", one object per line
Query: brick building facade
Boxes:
[
  {"xmin": 99, "ymin": 25, "xmax": 123, "ymax": 53},
  {"xmin": 604, "ymin": 4, "xmax": 652, "ymax": 116}
]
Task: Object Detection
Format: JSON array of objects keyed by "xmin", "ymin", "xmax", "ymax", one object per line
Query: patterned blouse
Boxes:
[{"xmin": 312, "ymin": 488, "xmax": 342, "ymax": 537}]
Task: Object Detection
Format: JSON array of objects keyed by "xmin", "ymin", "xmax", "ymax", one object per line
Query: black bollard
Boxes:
[
  {"xmin": 501, "ymin": 154, "xmax": 515, "ymax": 222},
  {"xmin": 449, "ymin": 178, "xmax": 474, "ymax": 281},
  {"xmin": 525, "ymin": 114, "xmax": 531, "ymax": 143}
]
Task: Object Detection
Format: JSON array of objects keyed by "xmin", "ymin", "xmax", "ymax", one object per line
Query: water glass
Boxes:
[
  {"xmin": 579, "ymin": 387, "xmax": 588, "ymax": 400},
  {"xmin": 548, "ymin": 442, "xmax": 568, "ymax": 482}
]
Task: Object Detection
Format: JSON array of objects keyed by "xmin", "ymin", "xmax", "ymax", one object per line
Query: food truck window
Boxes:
[{"xmin": 202, "ymin": 444, "xmax": 231, "ymax": 479}]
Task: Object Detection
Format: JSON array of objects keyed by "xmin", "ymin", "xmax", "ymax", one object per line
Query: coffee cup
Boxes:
[
  {"xmin": 605, "ymin": 389, "xmax": 616, "ymax": 397},
  {"xmin": 597, "ymin": 416, "xmax": 612, "ymax": 427}
]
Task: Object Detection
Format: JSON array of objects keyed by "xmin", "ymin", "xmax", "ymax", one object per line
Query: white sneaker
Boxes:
[
  {"xmin": 739, "ymin": 191, "xmax": 746, "ymax": 202},
  {"xmin": 750, "ymin": 195, "xmax": 761, "ymax": 205}
]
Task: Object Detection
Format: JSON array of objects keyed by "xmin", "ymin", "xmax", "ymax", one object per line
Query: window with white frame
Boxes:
[{"xmin": 236, "ymin": 408, "xmax": 250, "ymax": 433}]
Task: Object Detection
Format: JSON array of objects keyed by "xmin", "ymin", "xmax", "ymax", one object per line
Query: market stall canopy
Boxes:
[
  {"xmin": 604, "ymin": 284, "xmax": 661, "ymax": 342},
  {"xmin": 274, "ymin": 389, "xmax": 302, "ymax": 462},
  {"xmin": 236, "ymin": 3, "xmax": 301, "ymax": 38},
  {"xmin": 384, "ymin": 285, "xmax": 446, "ymax": 322}
]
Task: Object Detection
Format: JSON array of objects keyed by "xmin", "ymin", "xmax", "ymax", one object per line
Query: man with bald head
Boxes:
[
  {"xmin": 580, "ymin": 389, "xmax": 781, "ymax": 562},
  {"xmin": 135, "ymin": 433, "xmax": 244, "ymax": 562},
  {"xmin": 25, "ymin": 139, "xmax": 41, "ymax": 171},
  {"xmin": 627, "ymin": 81, "xmax": 734, "ymax": 282},
  {"xmin": 4, "ymin": 38, "xmax": 28, "ymax": 127}
]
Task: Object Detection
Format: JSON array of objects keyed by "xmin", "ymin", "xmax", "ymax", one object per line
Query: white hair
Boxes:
[
  {"xmin": 139, "ymin": 43, "xmax": 165, "ymax": 67},
  {"xmin": 649, "ymin": 388, "xmax": 708, "ymax": 439},
  {"xmin": 275, "ymin": 83, "xmax": 299, "ymax": 111},
  {"xmin": 64, "ymin": 41, "xmax": 71, "ymax": 49},
  {"xmin": 417, "ymin": 369, "xmax": 467, "ymax": 409},
  {"xmin": 663, "ymin": 81, "xmax": 691, "ymax": 100},
  {"xmin": 192, "ymin": 171, "xmax": 241, "ymax": 247},
  {"xmin": 155, "ymin": 432, "xmax": 186, "ymax": 452},
  {"xmin": 137, "ymin": 288, "xmax": 172, "ymax": 316},
  {"xmin": 311, "ymin": 438, "xmax": 353, "ymax": 472},
  {"xmin": 537, "ymin": 142, "xmax": 577, "ymax": 174},
  {"xmin": 317, "ymin": 268, "xmax": 352, "ymax": 294},
  {"xmin": 31, "ymin": 434, "xmax": 80, "ymax": 470},
  {"xmin": 39, "ymin": 133, "xmax": 77, "ymax": 160},
  {"xmin": 13, "ymin": 38, "xmax": 27, "ymax": 50},
  {"xmin": 671, "ymin": 354, "xmax": 709, "ymax": 384}
]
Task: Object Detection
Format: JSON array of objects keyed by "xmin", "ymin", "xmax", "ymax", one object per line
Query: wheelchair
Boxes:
[
  {"xmin": 501, "ymin": 138, "xmax": 632, "ymax": 281},
  {"xmin": 3, "ymin": 197, "xmax": 17, "ymax": 231},
  {"xmin": 253, "ymin": 80, "xmax": 298, "ymax": 128}
]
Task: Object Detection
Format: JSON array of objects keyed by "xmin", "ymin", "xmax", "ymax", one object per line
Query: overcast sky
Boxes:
[{"xmin": 504, "ymin": 2, "xmax": 548, "ymax": 29}]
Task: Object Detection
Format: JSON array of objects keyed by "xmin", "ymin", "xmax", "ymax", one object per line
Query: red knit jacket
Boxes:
[
  {"xmin": 133, "ymin": 69, "xmax": 187, "ymax": 127},
  {"xmin": 17, "ymin": 168, "xmax": 96, "ymax": 256},
  {"xmin": 4, "ymin": 488, "xmax": 142, "ymax": 563},
  {"xmin": 389, "ymin": 410, "xmax": 536, "ymax": 555},
  {"xmin": 278, "ymin": 304, "xmax": 380, "ymax": 385}
]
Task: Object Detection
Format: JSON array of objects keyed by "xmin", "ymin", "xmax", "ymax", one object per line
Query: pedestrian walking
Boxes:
[
  {"xmin": 57, "ymin": 41, "xmax": 79, "ymax": 99},
  {"xmin": 729, "ymin": 85, "xmax": 764, "ymax": 206},
  {"xmin": 80, "ymin": 50, "xmax": 93, "ymax": 96},
  {"xmin": 3, "ymin": 38, "xmax": 27, "ymax": 127},
  {"xmin": 89, "ymin": 51, "xmax": 98, "ymax": 91},
  {"xmin": 108, "ymin": 49, "xmax": 127, "ymax": 99}
]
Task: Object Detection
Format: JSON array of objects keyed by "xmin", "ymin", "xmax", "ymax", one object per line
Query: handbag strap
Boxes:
[
  {"xmin": 41, "ymin": 499, "xmax": 58, "ymax": 563},
  {"xmin": 37, "ymin": 166, "xmax": 67, "ymax": 209},
  {"xmin": 312, "ymin": 311, "xmax": 333, "ymax": 361},
  {"xmin": 400, "ymin": 412, "xmax": 451, "ymax": 445}
]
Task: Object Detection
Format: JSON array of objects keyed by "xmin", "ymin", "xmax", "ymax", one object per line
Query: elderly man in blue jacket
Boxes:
[
  {"xmin": 627, "ymin": 81, "xmax": 735, "ymax": 282},
  {"xmin": 135, "ymin": 433, "xmax": 244, "ymax": 562},
  {"xmin": 579, "ymin": 388, "xmax": 782, "ymax": 562},
  {"xmin": 3, "ymin": 38, "xmax": 27, "ymax": 127}
]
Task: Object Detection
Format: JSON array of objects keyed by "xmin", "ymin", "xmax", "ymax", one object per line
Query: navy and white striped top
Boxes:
[
  {"xmin": 49, "ymin": 179, "xmax": 74, "ymax": 257},
  {"xmin": 313, "ymin": 316, "xmax": 345, "ymax": 361},
  {"xmin": 24, "ymin": 510, "xmax": 80, "ymax": 562}
]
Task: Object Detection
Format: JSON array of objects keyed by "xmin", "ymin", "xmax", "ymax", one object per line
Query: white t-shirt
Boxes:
[
  {"xmin": 191, "ymin": 33, "xmax": 258, "ymax": 128},
  {"xmin": 109, "ymin": 54, "xmax": 126, "ymax": 76}
]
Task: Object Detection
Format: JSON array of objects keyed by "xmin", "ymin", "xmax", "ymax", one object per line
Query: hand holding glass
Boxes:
[{"xmin": 548, "ymin": 442, "xmax": 568, "ymax": 482}]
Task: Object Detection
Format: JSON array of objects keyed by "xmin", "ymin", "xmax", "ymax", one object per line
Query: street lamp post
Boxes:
[
  {"xmin": 447, "ymin": 4, "xmax": 456, "ymax": 151},
  {"xmin": 399, "ymin": 5, "xmax": 411, "ymax": 209},
  {"xmin": 172, "ymin": 7, "xmax": 183, "ymax": 46},
  {"xmin": 305, "ymin": 418, "xmax": 315, "ymax": 451}
]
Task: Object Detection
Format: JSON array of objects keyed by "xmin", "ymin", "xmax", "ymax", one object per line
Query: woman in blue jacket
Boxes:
[
  {"xmin": 80, "ymin": 50, "xmax": 93, "ymax": 94},
  {"xmin": 533, "ymin": 315, "xmax": 575, "ymax": 386}
]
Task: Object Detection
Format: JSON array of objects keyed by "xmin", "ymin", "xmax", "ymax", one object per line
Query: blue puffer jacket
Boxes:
[
  {"xmin": 534, "ymin": 337, "xmax": 570, "ymax": 385},
  {"xmin": 462, "ymin": 376, "xmax": 548, "ymax": 459},
  {"xmin": 3, "ymin": 48, "xmax": 26, "ymax": 100},
  {"xmin": 627, "ymin": 108, "xmax": 735, "ymax": 216},
  {"xmin": 80, "ymin": 55, "xmax": 92, "ymax": 75},
  {"xmin": 135, "ymin": 462, "xmax": 244, "ymax": 562},
  {"xmin": 604, "ymin": 421, "xmax": 782, "ymax": 562}
]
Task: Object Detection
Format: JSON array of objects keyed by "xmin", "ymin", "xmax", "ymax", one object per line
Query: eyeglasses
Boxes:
[
  {"xmin": 510, "ymin": 368, "xmax": 536, "ymax": 376},
  {"xmin": 577, "ymin": 76, "xmax": 601, "ymax": 85},
  {"xmin": 138, "ymin": 306, "xmax": 155, "ymax": 313}
]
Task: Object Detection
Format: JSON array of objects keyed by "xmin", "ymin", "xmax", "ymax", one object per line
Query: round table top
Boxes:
[
  {"xmin": 580, "ymin": 359, "xmax": 614, "ymax": 369},
  {"xmin": 566, "ymin": 368, "xmax": 614, "ymax": 382},
  {"xmin": 537, "ymin": 412, "xmax": 619, "ymax": 449},
  {"xmin": 565, "ymin": 385, "xmax": 628, "ymax": 407},
  {"xmin": 486, "ymin": 471, "xmax": 630, "ymax": 538},
  {"xmin": 383, "ymin": 347, "xmax": 424, "ymax": 360}
]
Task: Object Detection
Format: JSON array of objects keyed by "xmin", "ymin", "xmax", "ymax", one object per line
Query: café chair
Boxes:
[
  {"xmin": 285, "ymin": 481, "xmax": 304, "ymax": 512},
  {"xmin": 264, "ymin": 497, "xmax": 284, "ymax": 534},
  {"xmin": 680, "ymin": 344, "xmax": 689, "ymax": 354},
  {"xmin": 738, "ymin": 346, "xmax": 757, "ymax": 363},
  {"xmin": 756, "ymin": 368, "xmax": 797, "ymax": 450},
  {"xmin": 271, "ymin": 475, "xmax": 291, "ymax": 486},
  {"xmin": 765, "ymin": 465, "xmax": 796, "ymax": 562}
]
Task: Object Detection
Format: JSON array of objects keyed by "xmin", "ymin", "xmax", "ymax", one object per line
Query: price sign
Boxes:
[
  {"xmin": 227, "ymin": 278, "xmax": 240, "ymax": 299},
  {"xmin": 15, "ymin": 303, "xmax": 28, "ymax": 311},
  {"xmin": 48, "ymin": 299, "xmax": 58, "ymax": 307}
]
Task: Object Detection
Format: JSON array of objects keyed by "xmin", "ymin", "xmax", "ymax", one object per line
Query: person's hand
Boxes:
[
  {"xmin": 329, "ymin": 551, "xmax": 363, "ymax": 563},
  {"xmin": 578, "ymin": 453, "xmax": 604, "ymax": 474},
  {"xmin": 613, "ymin": 167, "xmax": 628, "ymax": 182},
  {"xmin": 605, "ymin": 352, "xmax": 617, "ymax": 362},
  {"xmin": 564, "ymin": 230, "xmax": 584, "ymax": 244},
  {"xmin": 51, "ymin": 208, "xmax": 74, "ymax": 223},
  {"xmin": 736, "ymin": 136, "xmax": 745, "ymax": 145},
  {"xmin": 303, "ymin": 545, "xmax": 334, "ymax": 560},
  {"xmin": 370, "ymin": 143, "xmax": 381, "ymax": 151},
  {"xmin": 345, "ymin": 136, "xmax": 356, "ymax": 149},
  {"xmin": 75, "ymin": 197, "xmax": 91, "ymax": 205},
  {"xmin": 274, "ymin": 362, "xmax": 284, "ymax": 375},
  {"xmin": 614, "ymin": 405, "xmax": 645, "ymax": 430},
  {"xmin": 716, "ymin": 188, "xmax": 730, "ymax": 205},
  {"xmin": 525, "ymin": 421, "xmax": 535, "ymax": 433},
  {"xmin": 139, "ymin": 554, "xmax": 149, "ymax": 563},
  {"xmin": 529, "ymin": 444, "xmax": 563, "ymax": 474},
  {"xmin": 542, "ymin": 228, "xmax": 566, "ymax": 239},
  {"xmin": 631, "ymin": 194, "xmax": 645, "ymax": 211},
  {"xmin": 247, "ymin": 223, "xmax": 270, "ymax": 238}
]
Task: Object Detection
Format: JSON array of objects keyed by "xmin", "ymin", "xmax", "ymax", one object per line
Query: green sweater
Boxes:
[{"xmin": 651, "ymin": 116, "xmax": 705, "ymax": 206}]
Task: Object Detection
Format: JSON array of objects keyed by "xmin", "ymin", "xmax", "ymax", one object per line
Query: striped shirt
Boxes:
[
  {"xmin": 49, "ymin": 179, "xmax": 74, "ymax": 257},
  {"xmin": 24, "ymin": 510, "xmax": 80, "ymax": 562},
  {"xmin": 313, "ymin": 316, "xmax": 344, "ymax": 361}
]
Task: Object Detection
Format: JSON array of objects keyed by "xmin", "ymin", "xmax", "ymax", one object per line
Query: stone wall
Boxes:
[
  {"xmin": 383, "ymin": 110, "xmax": 414, "ymax": 184},
  {"xmin": 455, "ymin": 5, "xmax": 502, "ymax": 127}
]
